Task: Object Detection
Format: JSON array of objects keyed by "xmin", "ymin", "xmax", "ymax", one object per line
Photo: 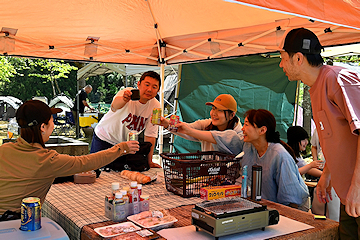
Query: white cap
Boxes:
[
  {"xmin": 115, "ymin": 192, "xmax": 123, "ymax": 199},
  {"xmin": 137, "ymin": 184, "xmax": 142, "ymax": 189},
  {"xmin": 120, "ymin": 190, "xmax": 127, "ymax": 195},
  {"xmin": 130, "ymin": 181, "xmax": 137, "ymax": 188},
  {"xmin": 140, "ymin": 194, "xmax": 149, "ymax": 200},
  {"xmin": 111, "ymin": 182, "xmax": 120, "ymax": 190}
]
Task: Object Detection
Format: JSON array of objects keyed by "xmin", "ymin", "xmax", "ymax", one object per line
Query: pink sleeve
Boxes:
[{"xmin": 336, "ymin": 69, "xmax": 360, "ymax": 135}]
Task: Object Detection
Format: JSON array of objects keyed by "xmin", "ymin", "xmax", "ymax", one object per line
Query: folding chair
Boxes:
[
  {"xmin": 65, "ymin": 111, "xmax": 75, "ymax": 125},
  {"xmin": 61, "ymin": 111, "xmax": 76, "ymax": 136},
  {"xmin": 52, "ymin": 113, "xmax": 67, "ymax": 136}
]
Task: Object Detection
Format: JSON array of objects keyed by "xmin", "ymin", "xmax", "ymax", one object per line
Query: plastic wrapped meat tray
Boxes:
[
  {"xmin": 127, "ymin": 210, "xmax": 178, "ymax": 231},
  {"xmin": 94, "ymin": 221, "xmax": 141, "ymax": 238}
]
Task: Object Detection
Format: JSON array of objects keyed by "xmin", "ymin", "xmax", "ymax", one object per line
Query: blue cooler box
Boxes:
[{"xmin": 0, "ymin": 217, "xmax": 69, "ymax": 240}]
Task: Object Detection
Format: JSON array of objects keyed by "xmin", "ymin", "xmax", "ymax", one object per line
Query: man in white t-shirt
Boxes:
[{"xmin": 91, "ymin": 71, "xmax": 161, "ymax": 170}]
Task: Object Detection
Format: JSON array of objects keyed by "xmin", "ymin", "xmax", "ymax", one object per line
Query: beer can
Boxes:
[
  {"xmin": 151, "ymin": 108, "xmax": 161, "ymax": 125},
  {"xmin": 127, "ymin": 132, "xmax": 137, "ymax": 141},
  {"xmin": 20, "ymin": 197, "xmax": 41, "ymax": 231}
]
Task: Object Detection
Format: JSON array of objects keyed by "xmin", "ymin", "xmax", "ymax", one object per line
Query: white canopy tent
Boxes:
[
  {"xmin": 322, "ymin": 43, "xmax": 360, "ymax": 58},
  {"xmin": 77, "ymin": 63, "xmax": 179, "ymax": 81}
]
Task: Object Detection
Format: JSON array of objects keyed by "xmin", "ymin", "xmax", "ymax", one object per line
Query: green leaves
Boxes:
[
  {"xmin": 0, "ymin": 56, "xmax": 16, "ymax": 82},
  {"xmin": 0, "ymin": 57, "xmax": 78, "ymax": 101}
]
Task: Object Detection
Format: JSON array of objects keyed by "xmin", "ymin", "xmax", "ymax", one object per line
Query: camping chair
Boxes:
[
  {"xmin": 65, "ymin": 111, "xmax": 75, "ymax": 126},
  {"xmin": 59, "ymin": 111, "xmax": 76, "ymax": 136},
  {"xmin": 52, "ymin": 113, "xmax": 67, "ymax": 136}
]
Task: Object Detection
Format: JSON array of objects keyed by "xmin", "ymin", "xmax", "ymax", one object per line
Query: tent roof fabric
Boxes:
[
  {"xmin": 230, "ymin": 0, "xmax": 360, "ymax": 30},
  {"xmin": 1, "ymin": 0, "xmax": 360, "ymax": 65},
  {"xmin": 49, "ymin": 95, "xmax": 74, "ymax": 108},
  {"xmin": 0, "ymin": 96, "xmax": 23, "ymax": 109},
  {"xmin": 322, "ymin": 43, "xmax": 360, "ymax": 58}
]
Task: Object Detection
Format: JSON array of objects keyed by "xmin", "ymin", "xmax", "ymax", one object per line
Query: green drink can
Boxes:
[{"xmin": 151, "ymin": 108, "xmax": 161, "ymax": 125}]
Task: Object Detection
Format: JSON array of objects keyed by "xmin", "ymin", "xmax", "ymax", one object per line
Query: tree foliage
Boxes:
[
  {"xmin": 86, "ymin": 72, "xmax": 137, "ymax": 104},
  {"xmin": 0, "ymin": 56, "xmax": 78, "ymax": 102},
  {"xmin": 0, "ymin": 56, "xmax": 135, "ymax": 106},
  {"xmin": 28, "ymin": 59, "xmax": 78, "ymax": 96},
  {"xmin": 0, "ymin": 57, "xmax": 16, "ymax": 83}
]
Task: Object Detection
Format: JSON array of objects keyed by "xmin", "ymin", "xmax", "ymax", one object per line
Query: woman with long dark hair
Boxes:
[
  {"xmin": 287, "ymin": 126, "xmax": 322, "ymax": 177},
  {"xmin": 157, "ymin": 94, "xmax": 242, "ymax": 151},
  {"xmin": 0, "ymin": 100, "xmax": 139, "ymax": 219},
  {"xmin": 176, "ymin": 109, "xmax": 309, "ymax": 211}
]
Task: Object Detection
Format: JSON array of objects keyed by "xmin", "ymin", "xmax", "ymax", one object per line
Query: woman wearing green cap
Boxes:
[
  {"xmin": 156, "ymin": 94, "xmax": 242, "ymax": 151},
  {"xmin": 0, "ymin": 100, "xmax": 139, "ymax": 220}
]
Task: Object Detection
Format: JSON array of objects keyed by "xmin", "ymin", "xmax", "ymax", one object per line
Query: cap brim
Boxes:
[
  {"xmin": 51, "ymin": 108, "xmax": 63, "ymax": 114},
  {"xmin": 205, "ymin": 102, "xmax": 228, "ymax": 111}
]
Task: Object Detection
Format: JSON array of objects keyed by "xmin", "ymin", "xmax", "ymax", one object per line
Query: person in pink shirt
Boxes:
[{"xmin": 279, "ymin": 28, "xmax": 360, "ymax": 239}]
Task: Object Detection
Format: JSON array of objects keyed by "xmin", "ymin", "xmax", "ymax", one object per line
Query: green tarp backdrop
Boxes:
[{"xmin": 173, "ymin": 55, "xmax": 297, "ymax": 153}]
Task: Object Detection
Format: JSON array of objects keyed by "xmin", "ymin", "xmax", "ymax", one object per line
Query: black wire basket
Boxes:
[{"xmin": 160, "ymin": 151, "xmax": 241, "ymax": 198}]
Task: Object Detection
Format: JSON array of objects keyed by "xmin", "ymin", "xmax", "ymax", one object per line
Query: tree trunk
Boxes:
[
  {"xmin": 54, "ymin": 78, "xmax": 61, "ymax": 95},
  {"xmin": 50, "ymin": 79, "xmax": 56, "ymax": 96},
  {"xmin": 302, "ymin": 85, "xmax": 312, "ymax": 135}
]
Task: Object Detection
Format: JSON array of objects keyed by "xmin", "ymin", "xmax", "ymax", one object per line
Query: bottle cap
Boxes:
[
  {"xmin": 140, "ymin": 194, "xmax": 150, "ymax": 200},
  {"xmin": 111, "ymin": 182, "xmax": 120, "ymax": 190},
  {"xmin": 130, "ymin": 181, "xmax": 137, "ymax": 188},
  {"xmin": 137, "ymin": 184, "xmax": 142, "ymax": 189},
  {"xmin": 115, "ymin": 192, "xmax": 123, "ymax": 199},
  {"xmin": 120, "ymin": 190, "xmax": 127, "ymax": 195}
]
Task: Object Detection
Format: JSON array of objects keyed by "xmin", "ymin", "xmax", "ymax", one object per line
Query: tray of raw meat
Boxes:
[
  {"xmin": 94, "ymin": 221, "xmax": 141, "ymax": 238},
  {"xmin": 127, "ymin": 210, "xmax": 178, "ymax": 231}
]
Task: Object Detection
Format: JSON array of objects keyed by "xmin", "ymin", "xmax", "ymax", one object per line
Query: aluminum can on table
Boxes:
[
  {"xmin": 20, "ymin": 197, "xmax": 41, "ymax": 231},
  {"xmin": 151, "ymin": 108, "xmax": 161, "ymax": 125}
]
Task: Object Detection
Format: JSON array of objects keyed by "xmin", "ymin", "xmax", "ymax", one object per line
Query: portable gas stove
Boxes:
[{"xmin": 191, "ymin": 196, "xmax": 279, "ymax": 239}]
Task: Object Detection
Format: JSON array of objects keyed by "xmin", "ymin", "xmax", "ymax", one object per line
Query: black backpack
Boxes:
[{"xmin": 95, "ymin": 142, "xmax": 152, "ymax": 177}]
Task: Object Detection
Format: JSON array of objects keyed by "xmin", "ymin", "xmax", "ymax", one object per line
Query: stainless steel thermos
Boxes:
[{"xmin": 251, "ymin": 165, "xmax": 262, "ymax": 201}]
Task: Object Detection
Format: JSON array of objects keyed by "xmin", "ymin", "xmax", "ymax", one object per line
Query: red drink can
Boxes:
[{"xmin": 169, "ymin": 115, "xmax": 180, "ymax": 131}]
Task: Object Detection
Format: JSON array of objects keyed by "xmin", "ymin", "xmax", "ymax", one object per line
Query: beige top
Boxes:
[{"xmin": 0, "ymin": 137, "xmax": 129, "ymax": 214}]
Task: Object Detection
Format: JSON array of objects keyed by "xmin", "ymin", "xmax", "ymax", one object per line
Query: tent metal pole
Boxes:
[
  {"xmin": 75, "ymin": 79, "xmax": 80, "ymax": 138},
  {"xmin": 169, "ymin": 64, "xmax": 182, "ymax": 153},
  {"xmin": 125, "ymin": 65, "xmax": 128, "ymax": 87},
  {"xmin": 159, "ymin": 64, "xmax": 165, "ymax": 155},
  {"xmin": 293, "ymin": 80, "xmax": 300, "ymax": 126}
]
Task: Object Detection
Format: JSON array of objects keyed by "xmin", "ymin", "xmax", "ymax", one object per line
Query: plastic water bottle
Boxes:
[
  {"xmin": 111, "ymin": 182, "xmax": 120, "ymax": 199},
  {"xmin": 7, "ymin": 118, "xmax": 19, "ymax": 139},
  {"xmin": 241, "ymin": 165, "xmax": 248, "ymax": 198},
  {"xmin": 130, "ymin": 181, "xmax": 140, "ymax": 214},
  {"xmin": 318, "ymin": 149, "xmax": 325, "ymax": 169},
  {"xmin": 137, "ymin": 184, "xmax": 142, "ymax": 198}
]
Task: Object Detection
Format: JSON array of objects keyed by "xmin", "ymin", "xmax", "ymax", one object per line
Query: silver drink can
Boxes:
[{"xmin": 127, "ymin": 132, "xmax": 137, "ymax": 141}]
